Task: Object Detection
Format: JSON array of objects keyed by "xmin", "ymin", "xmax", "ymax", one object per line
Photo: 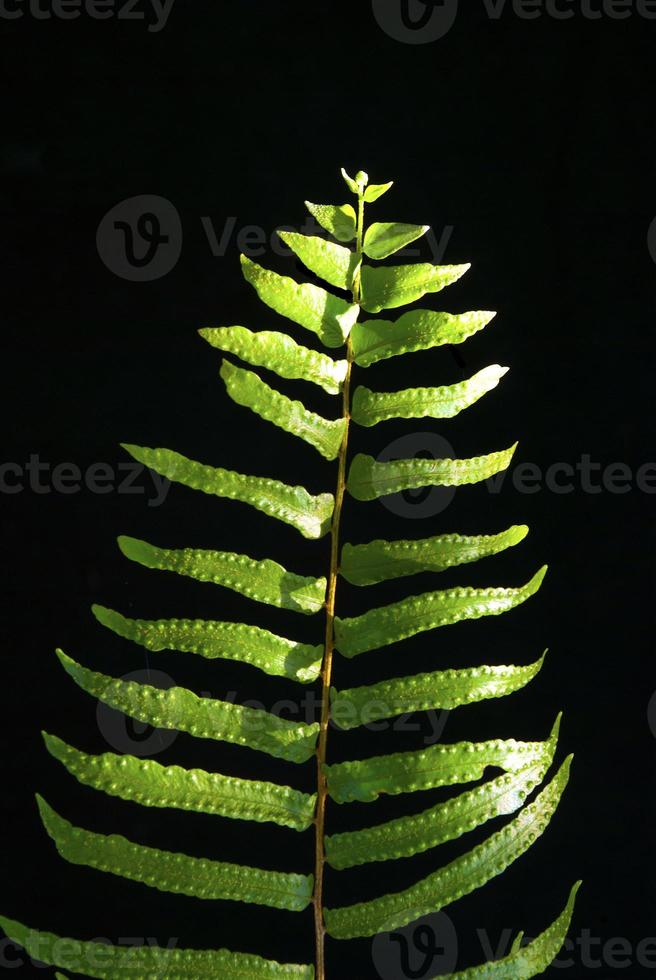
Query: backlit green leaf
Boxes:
[
  {"xmin": 277, "ymin": 232, "xmax": 360, "ymax": 291},
  {"xmin": 0, "ymin": 916, "xmax": 314, "ymax": 978},
  {"xmin": 117, "ymin": 535, "xmax": 326, "ymax": 616},
  {"xmin": 334, "ymin": 567, "xmax": 546, "ymax": 657},
  {"xmin": 56, "ymin": 651, "xmax": 319, "ymax": 764},
  {"xmin": 449, "ymin": 882, "xmax": 581, "ymax": 979},
  {"xmin": 363, "ymin": 222, "xmax": 429, "ymax": 260},
  {"xmin": 351, "ymin": 365, "xmax": 508, "ymax": 426},
  {"xmin": 220, "ymin": 359, "xmax": 346, "ymax": 460},
  {"xmin": 92, "ymin": 604, "xmax": 323, "ymax": 684},
  {"xmin": 37, "ymin": 796, "xmax": 312, "ymax": 912},
  {"xmin": 346, "ymin": 443, "xmax": 517, "ymax": 503},
  {"xmin": 351, "ymin": 309, "xmax": 496, "ymax": 368},
  {"xmin": 360, "ymin": 261, "xmax": 471, "ymax": 313},
  {"xmin": 199, "ymin": 326, "xmax": 347, "ymax": 395},
  {"xmin": 240, "ymin": 255, "xmax": 358, "ymax": 348},
  {"xmin": 324, "ymin": 714, "xmax": 561, "ymax": 803},
  {"xmin": 324, "ymin": 757, "xmax": 572, "ymax": 938},
  {"xmin": 121, "ymin": 443, "xmax": 334, "ymax": 540},
  {"xmin": 330, "ymin": 653, "xmax": 546, "ymax": 729},
  {"xmin": 43, "ymin": 733, "xmax": 316, "ymax": 832},
  {"xmin": 340, "ymin": 525, "xmax": 528, "ymax": 587},
  {"xmin": 363, "ymin": 181, "xmax": 394, "ymax": 203},
  {"xmin": 304, "ymin": 201, "xmax": 356, "ymax": 243},
  {"xmin": 325, "ymin": 755, "xmax": 553, "ymax": 869}
]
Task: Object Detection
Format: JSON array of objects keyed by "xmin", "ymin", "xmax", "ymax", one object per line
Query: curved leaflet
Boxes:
[{"xmin": 56, "ymin": 650, "xmax": 319, "ymax": 764}]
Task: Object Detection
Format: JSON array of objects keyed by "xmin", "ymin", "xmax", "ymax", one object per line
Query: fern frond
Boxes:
[
  {"xmin": 360, "ymin": 261, "xmax": 471, "ymax": 313},
  {"xmin": 340, "ymin": 525, "xmax": 528, "ymax": 586},
  {"xmin": 220, "ymin": 359, "xmax": 346, "ymax": 459},
  {"xmin": 277, "ymin": 231, "xmax": 361, "ymax": 291},
  {"xmin": 199, "ymin": 326, "xmax": 347, "ymax": 394},
  {"xmin": 55, "ymin": 650, "xmax": 319, "ymax": 763},
  {"xmin": 37, "ymin": 796, "xmax": 313, "ymax": 911},
  {"xmin": 351, "ymin": 308, "xmax": 495, "ymax": 367},
  {"xmin": 334, "ymin": 567, "xmax": 546, "ymax": 657},
  {"xmin": 324, "ymin": 713, "xmax": 561, "ymax": 803},
  {"xmin": 324, "ymin": 756, "xmax": 572, "ymax": 939},
  {"xmin": 117, "ymin": 535, "xmax": 327, "ymax": 616},
  {"xmin": 325, "ymin": 755, "xmax": 555, "ymax": 869},
  {"xmin": 2, "ymin": 166, "xmax": 577, "ymax": 979},
  {"xmin": 240, "ymin": 254, "xmax": 358, "ymax": 347},
  {"xmin": 346, "ymin": 443, "xmax": 517, "ymax": 502},
  {"xmin": 121, "ymin": 443, "xmax": 334, "ymax": 539},
  {"xmin": 0, "ymin": 916, "xmax": 315, "ymax": 978},
  {"xmin": 43, "ymin": 733, "xmax": 316, "ymax": 830},
  {"xmin": 351, "ymin": 365, "xmax": 508, "ymax": 426},
  {"xmin": 330, "ymin": 653, "xmax": 546, "ymax": 729},
  {"xmin": 92, "ymin": 605, "xmax": 323, "ymax": 682}
]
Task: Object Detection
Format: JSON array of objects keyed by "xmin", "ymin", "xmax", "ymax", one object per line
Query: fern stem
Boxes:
[{"xmin": 314, "ymin": 186, "xmax": 364, "ymax": 979}]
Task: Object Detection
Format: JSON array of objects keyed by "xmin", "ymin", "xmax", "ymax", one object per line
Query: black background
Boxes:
[{"xmin": 2, "ymin": 1, "xmax": 655, "ymax": 976}]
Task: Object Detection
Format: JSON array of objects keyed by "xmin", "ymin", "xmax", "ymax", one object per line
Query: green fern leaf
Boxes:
[
  {"xmin": 277, "ymin": 231, "xmax": 361, "ymax": 291},
  {"xmin": 303, "ymin": 201, "xmax": 356, "ymax": 242},
  {"xmin": 351, "ymin": 308, "xmax": 496, "ymax": 368},
  {"xmin": 55, "ymin": 651, "xmax": 319, "ymax": 763},
  {"xmin": 0, "ymin": 916, "xmax": 315, "ymax": 978},
  {"xmin": 92, "ymin": 604, "xmax": 323, "ymax": 683},
  {"xmin": 1, "ymin": 167, "xmax": 576, "ymax": 978},
  {"xmin": 340, "ymin": 525, "xmax": 528, "ymax": 586},
  {"xmin": 351, "ymin": 365, "xmax": 508, "ymax": 426},
  {"xmin": 449, "ymin": 882, "xmax": 581, "ymax": 978},
  {"xmin": 360, "ymin": 261, "xmax": 471, "ymax": 313},
  {"xmin": 330, "ymin": 653, "xmax": 546, "ymax": 729},
  {"xmin": 220, "ymin": 359, "xmax": 346, "ymax": 460},
  {"xmin": 362, "ymin": 221, "xmax": 429, "ymax": 260},
  {"xmin": 324, "ymin": 754, "xmax": 554, "ymax": 869},
  {"xmin": 43, "ymin": 733, "xmax": 316, "ymax": 831},
  {"xmin": 37, "ymin": 796, "xmax": 313, "ymax": 911},
  {"xmin": 117, "ymin": 534, "xmax": 327, "ymax": 616},
  {"xmin": 324, "ymin": 714, "xmax": 561, "ymax": 803},
  {"xmin": 324, "ymin": 756, "xmax": 572, "ymax": 939},
  {"xmin": 346, "ymin": 443, "xmax": 517, "ymax": 502},
  {"xmin": 121, "ymin": 443, "xmax": 334, "ymax": 539},
  {"xmin": 334, "ymin": 567, "xmax": 546, "ymax": 658},
  {"xmin": 240, "ymin": 254, "xmax": 358, "ymax": 348},
  {"xmin": 199, "ymin": 326, "xmax": 347, "ymax": 395}
]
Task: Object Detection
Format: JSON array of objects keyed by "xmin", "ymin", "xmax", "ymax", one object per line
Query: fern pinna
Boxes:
[{"xmin": 1, "ymin": 168, "xmax": 579, "ymax": 979}]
